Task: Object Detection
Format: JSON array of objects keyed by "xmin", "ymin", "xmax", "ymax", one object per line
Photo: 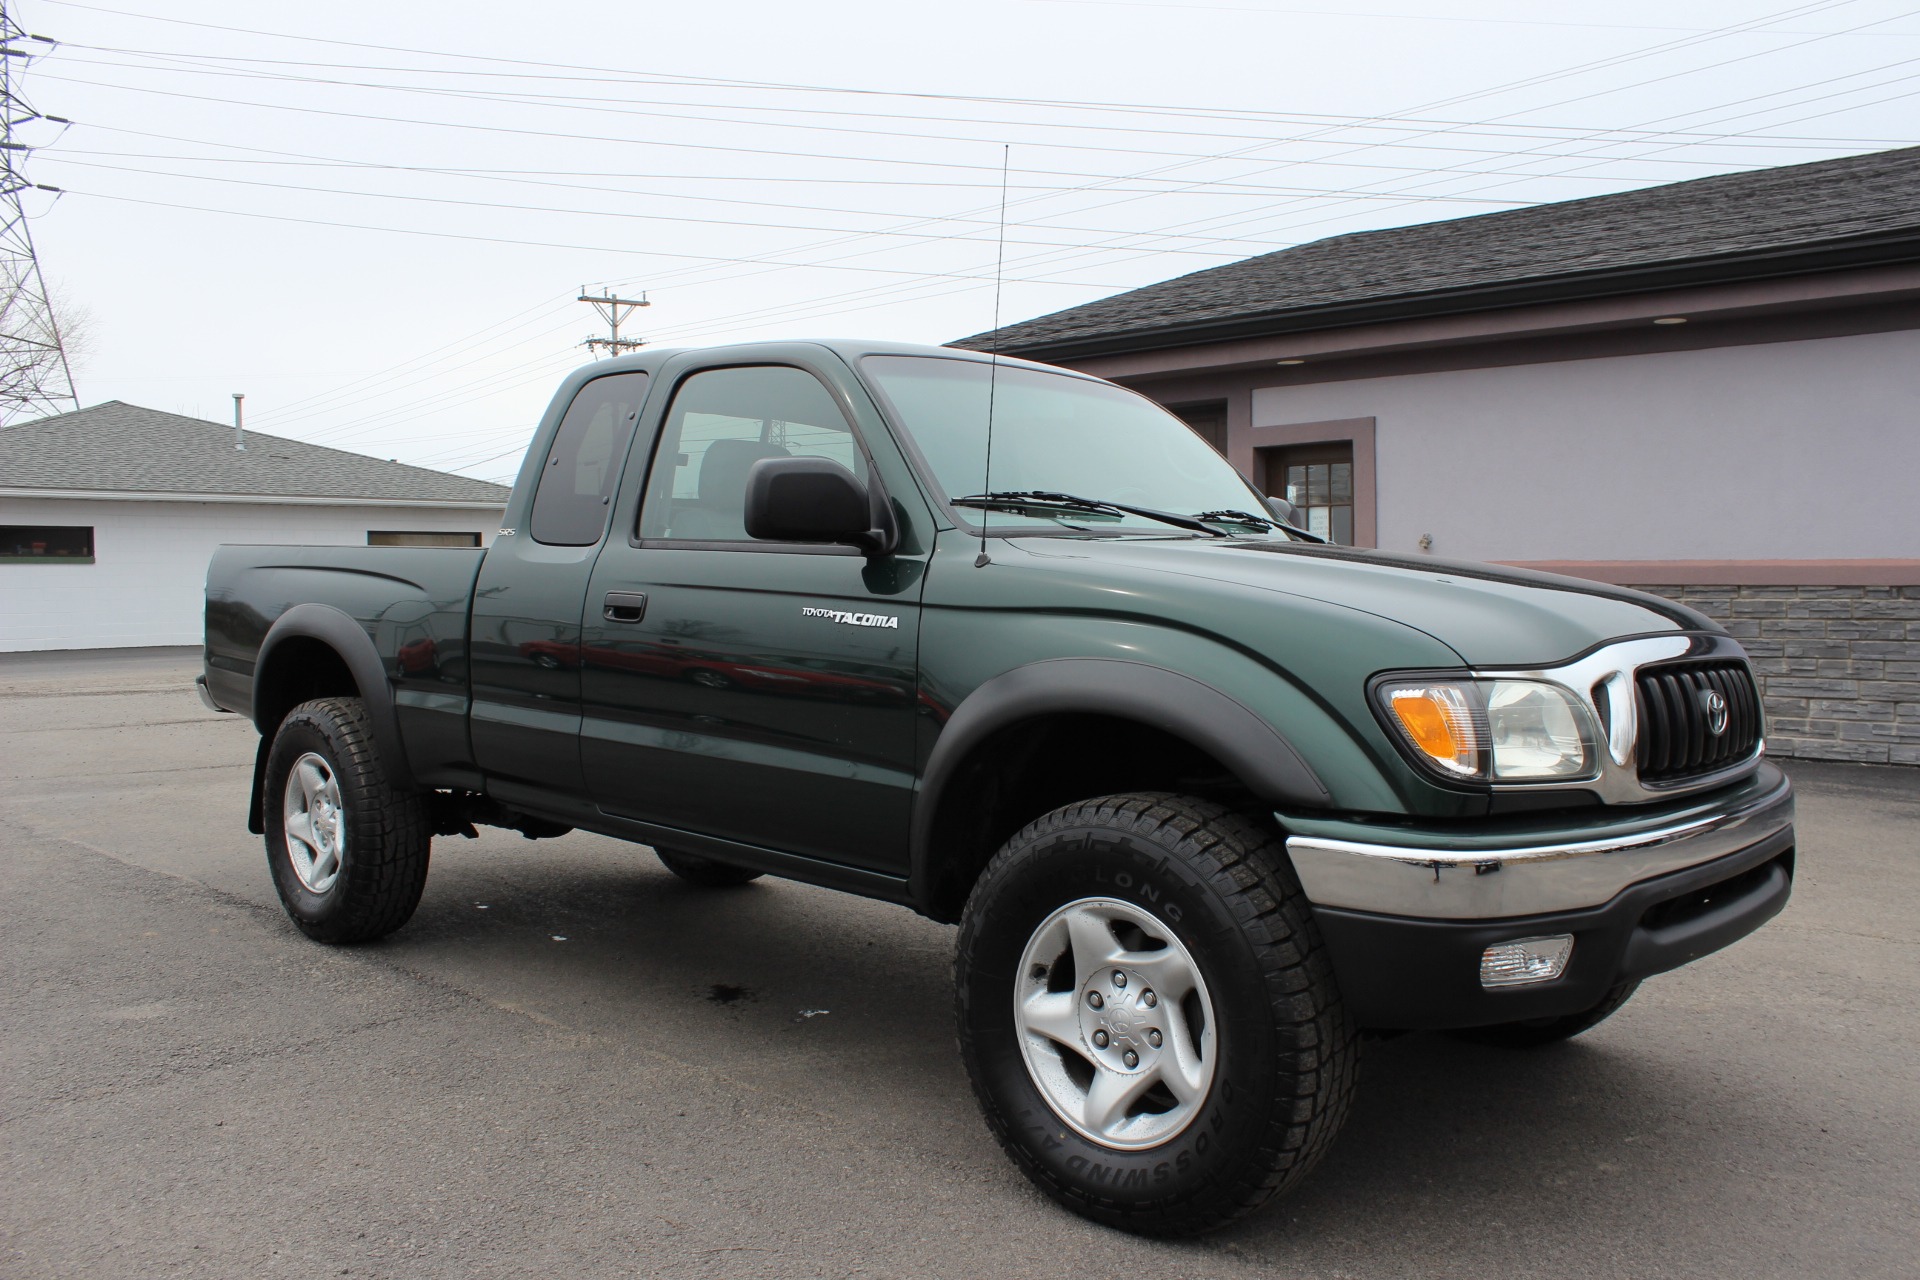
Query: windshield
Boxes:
[{"xmin": 862, "ymin": 354, "xmax": 1276, "ymax": 535}]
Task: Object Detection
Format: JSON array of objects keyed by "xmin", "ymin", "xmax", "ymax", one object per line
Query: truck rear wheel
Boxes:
[
  {"xmin": 655, "ymin": 848, "xmax": 763, "ymax": 888},
  {"xmin": 262, "ymin": 697, "xmax": 431, "ymax": 944},
  {"xmin": 955, "ymin": 793, "xmax": 1358, "ymax": 1237}
]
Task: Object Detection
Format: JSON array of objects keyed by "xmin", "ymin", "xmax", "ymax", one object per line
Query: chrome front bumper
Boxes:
[{"xmin": 1282, "ymin": 763, "xmax": 1794, "ymax": 920}]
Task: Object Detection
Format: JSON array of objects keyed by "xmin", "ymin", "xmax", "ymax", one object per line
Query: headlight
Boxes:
[{"xmin": 1374, "ymin": 677, "xmax": 1598, "ymax": 784}]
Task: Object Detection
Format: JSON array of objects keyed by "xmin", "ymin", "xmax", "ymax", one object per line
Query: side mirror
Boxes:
[
  {"xmin": 744, "ymin": 456, "xmax": 894, "ymax": 555},
  {"xmin": 1264, "ymin": 494, "xmax": 1301, "ymax": 526}
]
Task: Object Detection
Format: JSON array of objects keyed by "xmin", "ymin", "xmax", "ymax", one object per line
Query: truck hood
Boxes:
[{"xmin": 1011, "ymin": 536, "xmax": 1715, "ymax": 666}]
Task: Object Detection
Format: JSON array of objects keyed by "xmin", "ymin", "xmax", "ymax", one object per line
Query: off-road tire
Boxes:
[
  {"xmin": 262, "ymin": 697, "xmax": 432, "ymax": 944},
  {"xmin": 1453, "ymin": 980, "xmax": 1640, "ymax": 1049},
  {"xmin": 656, "ymin": 847, "xmax": 763, "ymax": 888},
  {"xmin": 955, "ymin": 792, "xmax": 1358, "ymax": 1237}
]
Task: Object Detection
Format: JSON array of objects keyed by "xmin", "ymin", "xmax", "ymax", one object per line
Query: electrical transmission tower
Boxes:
[
  {"xmin": 578, "ymin": 287, "xmax": 648, "ymax": 358},
  {"xmin": 0, "ymin": 2, "xmax": 74, "ymax": 424}
]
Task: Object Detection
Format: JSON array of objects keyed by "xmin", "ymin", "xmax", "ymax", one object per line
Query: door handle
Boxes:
[{"xmin": 603, "ymin": 591, "xmax": 648, "ymax": 623}]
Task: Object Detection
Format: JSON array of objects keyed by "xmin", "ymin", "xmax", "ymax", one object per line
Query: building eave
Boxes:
[
  {"xmin": 966, "ymin": 226, "xmax": 1920, "ymax": 363},
  {"xmin": 0, "ymin": 488, "xmax": 508, "ymax": 509}
]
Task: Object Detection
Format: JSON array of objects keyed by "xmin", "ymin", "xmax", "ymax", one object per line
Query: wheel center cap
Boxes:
[{"xmin": 1081, "ymin": 970, "xmax": 1160, "ymax": 1072}]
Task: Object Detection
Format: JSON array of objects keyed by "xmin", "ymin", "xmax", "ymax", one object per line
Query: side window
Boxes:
[
  {"xmin": 530, "ymin": 372, "xmax": 650, "ymax": 546},
  {"xmin": 640, "ymin": 365, "xmax": 862, "ymax": 543}
]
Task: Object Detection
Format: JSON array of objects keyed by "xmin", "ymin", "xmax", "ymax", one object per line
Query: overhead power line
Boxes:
[
  {"xmin": 35, "ymin": 0, "xmax": 1911, "ymax": 129},
  {"xmin": 51, "ymin": 42, "xmax": 1920, "ymax": 161},
  {"xmin": 45, "ymin": 0, "xmax": 1913, "ymax": 475}
]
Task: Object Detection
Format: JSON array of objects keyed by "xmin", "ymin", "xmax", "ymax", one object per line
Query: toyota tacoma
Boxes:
[{"xmin": 201, "ymin": 340, "xmax": 1794, "ymax": 1235}]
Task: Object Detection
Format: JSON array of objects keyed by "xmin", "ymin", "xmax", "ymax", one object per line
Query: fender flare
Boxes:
[
  {"xmin": 248, "ymin": 604, "xmax": 415, "ymax": 833},
  {"xmin": 908, "ymin": 657, "xmax": 1330, "ymax": 908}
]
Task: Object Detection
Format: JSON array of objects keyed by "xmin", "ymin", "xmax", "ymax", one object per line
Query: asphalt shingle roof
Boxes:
[
  {"xmin": 958, "ymin": 144, "xmax": 1920, "ymax": 357},
  {"xmin": 0, "ymin": 401, "xmax": 511, "ymax": 504}
]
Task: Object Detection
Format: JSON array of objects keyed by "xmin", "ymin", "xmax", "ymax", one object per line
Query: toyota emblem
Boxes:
[{"xmin": 1701, "ymin": 689, "xmax": 1730, "ymax": 736}]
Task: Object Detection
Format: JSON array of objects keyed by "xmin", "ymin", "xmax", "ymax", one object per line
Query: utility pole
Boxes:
[
  {"xmin": 577, "ymin": 287, "xmax": 648, "ymax": 358},
  {"xmin": 0, "ymin": 2, "xmax": 74, "ymax": 424}
]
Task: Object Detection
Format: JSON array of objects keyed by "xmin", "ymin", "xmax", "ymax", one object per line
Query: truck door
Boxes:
[
  {"xmin": 579, "ymin": 359, "xmax": 924, "ymax": 874},
  {"xmin": 469, "ymin": 371, "xmax": 650, "ymax": 801}
]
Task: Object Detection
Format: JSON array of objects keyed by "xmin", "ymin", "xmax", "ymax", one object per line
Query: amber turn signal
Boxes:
[{"xmin": 1386, "ymin": 685, "xmax": 1481, "ymax": 777}]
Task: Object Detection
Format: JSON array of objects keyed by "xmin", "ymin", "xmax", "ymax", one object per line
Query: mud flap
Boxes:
[{"xmin": 247, "ymin": 731, "xmax": 272, "ymax": 835}]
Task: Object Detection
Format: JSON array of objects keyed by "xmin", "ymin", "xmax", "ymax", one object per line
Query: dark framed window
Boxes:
[
  {"xmin": 530, "ymin": 371, "xmax": 650, "ymax": 546},
  {"xmin": 639, "ymin": 365, "xmax": 864, "ymax": 543},
  {"xmin": 0, "ymin": 525, "xmax": 94, "ymax": 563},
  {"xmin": 1245, "ymin": 417, "xmax": 1374, "ymax": 548},
  {"xmin": 367, "ymin": 531, "xmax": 482, "ymax": 548},
  {"xmin": 1269, "ymin": 443, "xmax": 1354, "ymax": 544}
]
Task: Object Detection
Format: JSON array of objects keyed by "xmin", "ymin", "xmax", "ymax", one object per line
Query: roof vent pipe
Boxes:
[{"xmin": 233, "ymin": 393, "xmax": 245, "ymax": 451}]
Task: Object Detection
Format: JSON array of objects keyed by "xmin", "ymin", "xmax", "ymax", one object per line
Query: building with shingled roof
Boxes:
[
  {"xmin": 1, "ymin": 401, "xmax": 509, "ymax": 651},
  {"xmin": 957, "ymin": 145, "xmax": 1920, "ymax": 764}
]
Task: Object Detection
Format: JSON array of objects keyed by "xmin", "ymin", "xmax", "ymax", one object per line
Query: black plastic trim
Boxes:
[
  {"xmin": 484, "ymin": 781, "xmax": 916, "ymax": 905},
  {"xmin": 908, "ymin": 657, "xmax": 1331, "ymax": 909},
  {"xmin": 1309, "ymin": 825, "xmax": 1793, "ymax": 1030},
  {"xmin": 630, "ymin": 538, "xmax": 864, "ymax": 555},
  {"xmin": 245, "ymin": 729, "xmax": 272, "ymax": 836},
  {"xmin": 254, "ymin": 603, "xmax": 416, "ymax": 794}
]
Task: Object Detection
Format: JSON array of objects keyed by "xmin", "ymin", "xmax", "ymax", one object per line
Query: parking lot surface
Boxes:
[{"xmin": 3, "ymin": 646, "xmax": 1916, "ymax": 1278}]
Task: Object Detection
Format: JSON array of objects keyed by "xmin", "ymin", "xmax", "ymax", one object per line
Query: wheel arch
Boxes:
[
  {"xmin": 247, "ymin": 603, "xmax": 414, "ymax": 833},
  {"xmin": 909, "ymin": 658, "xmax": 1330, "ymax": 922}
]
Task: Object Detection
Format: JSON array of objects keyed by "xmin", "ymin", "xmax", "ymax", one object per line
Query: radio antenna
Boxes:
[{"xmin": 977, "ymin": 143, "xmax": 1010, "ymax": 570}]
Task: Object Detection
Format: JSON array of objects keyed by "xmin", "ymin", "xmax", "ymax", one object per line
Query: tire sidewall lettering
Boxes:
[{"xmin": 1063, "ymin": 833, "xmax": 1194, "ymax": 925}]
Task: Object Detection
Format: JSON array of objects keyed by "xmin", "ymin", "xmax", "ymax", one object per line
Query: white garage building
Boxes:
[{"xmin": 1, "ymin": 401, "xmax": 510, "ymax": 651}]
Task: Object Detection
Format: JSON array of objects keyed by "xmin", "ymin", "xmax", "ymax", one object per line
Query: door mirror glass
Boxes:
[{"xmin": 744, "ymin": 457, "xmax": 871, "ymax": 546}]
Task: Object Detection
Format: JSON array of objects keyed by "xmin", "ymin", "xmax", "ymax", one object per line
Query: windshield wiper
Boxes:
[
  {"xmin": 950, "ymin": 490, "xmax": 1227, "ymax": 537},
  {"xmin": 1191, "ymin": 508, "xmax": 1328, "ymax": 543}
]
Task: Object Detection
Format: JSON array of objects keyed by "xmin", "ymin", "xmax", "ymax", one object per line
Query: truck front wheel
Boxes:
[
  {"xmin": 955, "ymin": 793, "xmax": 1358, "ymax": 1236},
  {"xmin": 262, "ymin": 697, "xmax": 432, "ymax": 944}
]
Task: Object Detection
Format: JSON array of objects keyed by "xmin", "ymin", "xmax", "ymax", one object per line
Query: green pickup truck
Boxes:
[{"xmin": 201, "ymin": 339, "xmax": 1794, "ymax": 1236}]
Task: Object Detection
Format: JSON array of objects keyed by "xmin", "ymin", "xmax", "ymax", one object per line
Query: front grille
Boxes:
[{"xmin": 1634, "ymin": 659, "xmax": 1763, "ymax": 784}]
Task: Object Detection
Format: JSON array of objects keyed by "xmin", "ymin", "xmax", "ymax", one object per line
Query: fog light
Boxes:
[{"xmin": 1480, "ymin": 935, "xmax": 1574, "ymax": 988}]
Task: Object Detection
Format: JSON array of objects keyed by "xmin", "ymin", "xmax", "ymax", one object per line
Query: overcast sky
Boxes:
[{"xmin": 17, "ymin": 0, "xmax": 1920, "ymax": 482}]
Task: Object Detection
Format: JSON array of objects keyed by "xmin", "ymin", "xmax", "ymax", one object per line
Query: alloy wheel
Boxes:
[{"xmin": 1013, "ymin": 897, "xmax": 1217, "ymax": 1150}]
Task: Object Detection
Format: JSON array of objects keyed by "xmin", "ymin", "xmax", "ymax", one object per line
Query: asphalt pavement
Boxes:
[{"xmin": 2, "ymin": 646, "xmax": 1915, "ymax": 1279}]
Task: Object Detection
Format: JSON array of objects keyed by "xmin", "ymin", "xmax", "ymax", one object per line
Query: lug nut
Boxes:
[
  {"xmin": 1092, "ymin": 1029, "xmax": 1109, "ymax": 1048},
  {"xmin": 1148, "ymin": 1029, "xmax": 1162, "ymax": 1048},
  {"xmin": 1086, "ymin": 991, "xmax": 1104, "ymax": 1009},
  {"xmin": 1112, "ymin": 970, "xmax": 1127, "ymax": 989},
  {"xmin": 1123, "ymin": 1050, "xmax": 1139, "ymax": 1068},
  {"xmin": 1141, "ymin": 989, "xmax": 1157, "ymax": 1008}
]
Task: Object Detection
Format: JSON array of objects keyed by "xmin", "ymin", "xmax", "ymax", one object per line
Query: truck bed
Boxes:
[{"xmin": 205, "ymin": 543, "xmax": 489, "ymax": 783}]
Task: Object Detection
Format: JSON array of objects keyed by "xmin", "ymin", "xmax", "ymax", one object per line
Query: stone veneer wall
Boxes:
[{"xmin": 1630, "ymin": 585, "xmax": 1920, "ymax": 765}]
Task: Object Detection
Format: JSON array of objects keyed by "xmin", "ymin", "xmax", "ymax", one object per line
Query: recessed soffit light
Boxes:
[
  {"xmin": 1653, "ymin": 316, "xmax": 1688, "ymax": 325},
  {"xmin": 1276, "ymin": 358, "xmax": 1307, "ymax": 365}
]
